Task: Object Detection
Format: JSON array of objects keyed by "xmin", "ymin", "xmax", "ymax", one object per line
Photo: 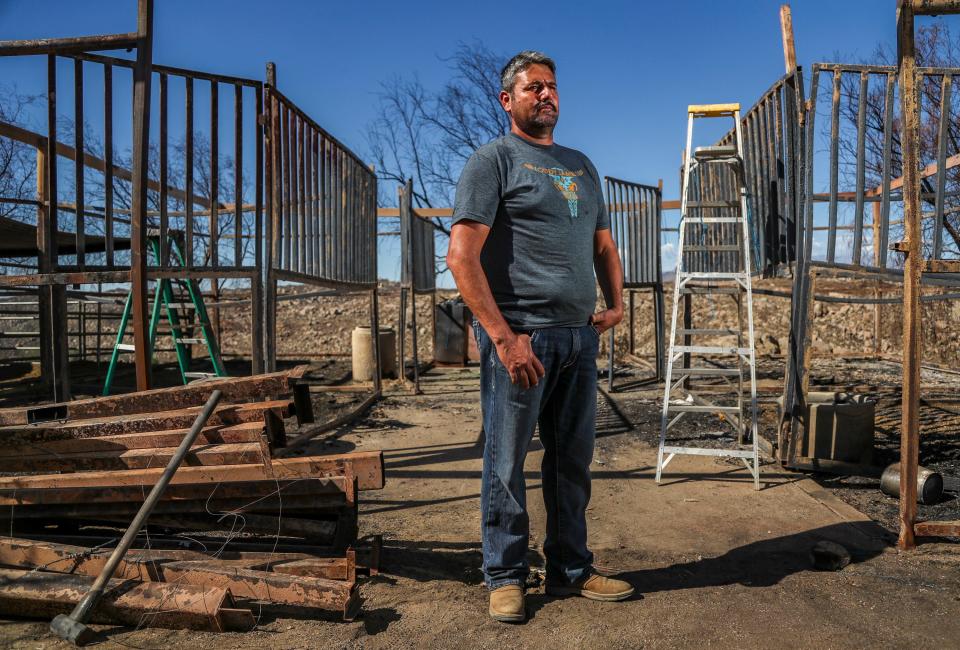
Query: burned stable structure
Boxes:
[{"xmin": 0, "ymin": 1, "xmax": 381, "ymax": 405}]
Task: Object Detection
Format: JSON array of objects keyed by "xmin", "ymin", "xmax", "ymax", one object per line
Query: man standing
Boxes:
[{"xmin": 447, "ymin": 50, "xmax": 634, "ymax": 623}]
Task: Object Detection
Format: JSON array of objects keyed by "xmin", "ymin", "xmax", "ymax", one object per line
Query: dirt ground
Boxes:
[{"xmin": 4, "ymin": 365, "xmax": 959, "ymax": 649}]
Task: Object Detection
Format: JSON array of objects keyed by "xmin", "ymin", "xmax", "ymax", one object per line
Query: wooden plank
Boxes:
[
  {"xmin": 271, "ymin": 553, "xmax": 355, "ymax": 581},
  {"xmin": 914, "ymin": 520, "xmax": 960, "ymax": 537},
  {"xmin": 0, "ymin": 568, "xmax": 252, "ymax": 631},
  {"xmin": 921, "ymin": 259, "xmax": 960, "ymax": 273},
  {"xmin": 158, "ymin": 561, "xmax": 356, "ymax": 613},
  {"xmin": 0, "ymin": 401, "xmax": 291, "ymax": 444},
  {"xmin": 0, "ymin": 450, "xmax": 383, "ymax": 491},
  {"xmin": 780, "ymin": 4, "xmax": 797, "ymax": 74},
  {"xmin": 0, "ymin": 424, "xmax": 250, "ymax": 456},
  {"xmin": 0, "ymin": 476, "xmax": 348, "ymax": 507},
  {"xmin": 0, "ymin": 367, "xmax": 307, "ymax": 426},
  {"xmin": 0, "ymin": 441, "xmax": 265, "ymax": 472}
]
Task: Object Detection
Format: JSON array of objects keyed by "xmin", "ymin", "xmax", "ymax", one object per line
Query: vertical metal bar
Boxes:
[
  {"xmin": 828, "ymin": 69, "xmax": 841, "ymax": 263},
  {"xmin": 185, "ymin": 76, "xmax": 194, "ymax": 267},
  {"xmin": 251, "ymin": 82, "xmax": 264, "ymax": 375},
  {"xmin": 73, "ymin": 58, "xmax": 85, "ymax": 267},
  {"xmin": 282, "ymin": 104, "xmax": 292, "ymax": 270},
  {"xmin": 897, "ymin": 2, "xmax": 921, "ymax": 550},
  {"xmin": 103, "ymin": 63, "xmax": 114, "ymax": 266},
  {"xmin": 304, "ymin": 124, "xmax": 313, "ymax": 276},
  {"xmin": 297, "ymin": 116, "xmax": 306, "ymax": 274},
  {"xmin": 159, "ymin": 72, "xmax": 168, "ymax": 266},
  {"xmin": 130, "ymin": 0, "xmax": 155, "ymax": 391},
  {"xmin": 209, "ymin": 80, "xmax": 219, "ymax": 268},
  {"xmin": 853, "ymin": 72, "xmax": 869, "ymax": 265},
  {"xmin": 313, "ymin": 131, "xmax": 320, "ymax": 276},
  {"xmin": 880, "ymin": 73, "xmax": 896, "ymax": 268},
  {"xmin": 255, "ymin": 82, "xmax": 263, "ymax": 274},
  {"xmin": 320, "ymin": 135, "xmax": 327, "ymax": 277},
  {"xmin": 933, "ymin": 74, "xmax": 951, "ymax": 259},
  {"xmin": 234, "ymin": 83, "xmax": 243, "ymax": 267}
]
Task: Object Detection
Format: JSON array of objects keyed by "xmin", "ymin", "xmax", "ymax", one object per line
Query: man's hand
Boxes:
[
  {"xmin": 495, "ymin": 333, "xmax": 545, "ymax": 389},
  {"xmin": 590, "ymin": 307, "xmax": 623, "ymax": 335}
]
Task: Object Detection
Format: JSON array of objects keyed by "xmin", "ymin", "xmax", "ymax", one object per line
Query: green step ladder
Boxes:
[{"xmin": 103, "ymin": 230, "xmax": 227, "ymax": 395}]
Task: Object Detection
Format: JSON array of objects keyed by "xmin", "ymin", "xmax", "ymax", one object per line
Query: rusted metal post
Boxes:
[
  {"xmin": 897, "ymin": 0, "xmax": 921, "ymax": 550},
  {"xmin": 38, "ymin": 56, "xmax": 70, "ymax": 402},
  {"xmin": 129, "ymin": 0, "xmax": 154, "ymax": 391},
  {"xmin": 265, "ymin": 62, "xmax": 279, "ymax": 372}
]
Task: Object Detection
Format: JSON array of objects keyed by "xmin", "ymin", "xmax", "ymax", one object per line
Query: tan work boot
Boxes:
[
  {"xmin": 489, "ymin": 584, "xmax": 525, "ymax": 622},
  {"xmin": 546, "ymin": 573, "xmax": 635, "ymax": 602}
]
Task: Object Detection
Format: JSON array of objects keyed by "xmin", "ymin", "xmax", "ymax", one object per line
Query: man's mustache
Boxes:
[{"xmin": 536, "ymin": 101, "xmax": 557, "ymax": 111}]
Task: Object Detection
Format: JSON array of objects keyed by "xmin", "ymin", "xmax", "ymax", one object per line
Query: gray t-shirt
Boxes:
[{"xmin": 453, "ymin": 133, "xmax": 609, "ymax": 329}]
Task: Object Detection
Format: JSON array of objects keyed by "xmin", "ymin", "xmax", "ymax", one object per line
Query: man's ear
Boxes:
[{"xmin": 499, "ymin": 90, "xmax": 511, "ymax": 113}]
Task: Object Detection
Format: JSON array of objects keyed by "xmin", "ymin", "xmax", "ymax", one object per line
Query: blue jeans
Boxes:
[{"xmin": 474, "ymin": 321, "xmax": 600, "ymax": 590}]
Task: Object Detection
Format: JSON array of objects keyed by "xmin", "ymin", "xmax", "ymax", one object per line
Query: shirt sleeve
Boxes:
[
  {"xmin": 586, "ymin": 159, "xmax": 610, "ymax": 231},
  {"xmin": 453, "ymin": 152, "xmax": 501, "ymax": 227}
]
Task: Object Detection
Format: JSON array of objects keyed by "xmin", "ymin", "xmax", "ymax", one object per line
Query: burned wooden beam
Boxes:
[
  {"xmin": 0, "ymin": 476, "xmax": 348, "ymax": 507},
  {"xmin": 0, "ymin": 441, "xmax": 267, "ymax": 473},
  {"xmin": 157, "ymin": 561, "xmax": 358, "ymax": 618},
  {"xmin": 0, "ymin": 366, "xmax": 308, "ymax": 426},
  {"xmin": 0, "ymin": 33, "xmax": 140, "ymax": 57},
  {"xmin": 0, "ymin": 400, "xmax": 293, "ymax": 444},
  {"xmin": 0, "ymin": 568, "xmax": 254, "ymax": 632},
  {"xmin": 0, "ymin": 451, "xmax": 383, "ymax": 491}
]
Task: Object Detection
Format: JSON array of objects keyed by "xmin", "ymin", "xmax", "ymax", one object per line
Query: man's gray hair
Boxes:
[{"xmin": 500, "ymin": 51, "xmax": 556, "ymax": 93}]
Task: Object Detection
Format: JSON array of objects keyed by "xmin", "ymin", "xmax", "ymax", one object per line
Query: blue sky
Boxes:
[{"xmin": 0, "ymin": 1, "xmax": 917, "ymax": 286}]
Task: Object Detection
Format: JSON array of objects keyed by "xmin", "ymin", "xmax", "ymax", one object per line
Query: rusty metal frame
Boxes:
[
  {"xmin": 603, "ymin": 176, "xmax": 664, "ymax": 390},
  {"xmin": 398, "ymin": 178, "xmax": 436, "ymax": 393}
]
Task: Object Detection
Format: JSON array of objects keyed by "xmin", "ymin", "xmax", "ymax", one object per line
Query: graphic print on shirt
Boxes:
[{"xmin": 522, "ymin": 163, "xmax": 584, "ymax": 218}]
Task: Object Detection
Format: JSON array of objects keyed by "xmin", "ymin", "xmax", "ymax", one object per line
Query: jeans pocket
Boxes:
[{"xmin": 590, "ymin": 324, "xmax": 602, "ymax": 338}]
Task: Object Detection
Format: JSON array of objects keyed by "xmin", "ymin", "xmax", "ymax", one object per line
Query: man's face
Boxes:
[{"xmin": 501, "ymin": 63, "xmax": 559, "ymax": 133}]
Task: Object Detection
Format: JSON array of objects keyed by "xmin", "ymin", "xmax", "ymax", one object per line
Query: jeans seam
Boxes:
[{"xmin": 550, "ymin": 392, "xmax": 565, "ymax": 574}]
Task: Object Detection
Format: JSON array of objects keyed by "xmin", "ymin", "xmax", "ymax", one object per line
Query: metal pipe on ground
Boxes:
[{"xmin": 48, "ymin": 389, "xmax": 223, "ymax": 646}]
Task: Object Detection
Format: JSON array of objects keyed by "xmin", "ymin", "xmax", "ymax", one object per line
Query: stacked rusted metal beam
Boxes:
[{"xmin": 0, "ymin": 365, "xmax": 383, "ymax": 629}]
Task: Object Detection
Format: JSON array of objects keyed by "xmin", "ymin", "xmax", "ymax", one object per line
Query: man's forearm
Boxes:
[
  {"xmin": 595, "ymin": 247, "xmax": 624, "ymax": 313},
  {"xmin": 450, "ymin": 258, "xmax": 514, "ymax": 344}
]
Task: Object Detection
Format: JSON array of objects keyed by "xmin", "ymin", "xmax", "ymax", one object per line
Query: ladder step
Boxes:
[
  {"xmin": 685, "ymin": 201, "xmax": 739, "ymax": 208},
  {"xmin": 672, "ymin": 345, "xmax": 752, "ymax": 355},
  {"xmin": 666, "ymin": 404, "xmax": 741, "ymax": 413},
  {"xmin": 661, "ymin": 446, "xmax": 756, "ymax": 459},
  {"xmin": 682, "ymin": 217, "xmax": 743, "ymax": 223},
  {"xmin": 116, "ymin": 344, "xmax": 135, "ymax": 352},
  {"xmin": 679, "ymin": 272, "xmax": 748, "ymax": 280},
  {"xmin": 680, "ymin": 286, "xmax": 741, "ymax": 295},
  {"xmin": 174, "ymin": 337, "xmax": 205, "ymax": 345},
  {"xmin": 184, "ymin": 372, "xmax": 217, "ymax": 379},
  {"xmin": 674, "ymin": 367, "xmax": 743, "ymax": 376},
  {"xmin": 676, "ymin": 328, "xmax": 739, "ymax": 336},
  {"xmin": 693, "ymin": 145, "xmax": 740, "ymax": 159},
  {"xmin": 684, "ymin": 245, "xmax": 740, "ymax": 252}
]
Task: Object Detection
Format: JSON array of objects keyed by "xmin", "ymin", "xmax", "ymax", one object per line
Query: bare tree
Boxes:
[
  {"xmin": 835, "ymin": 22, "xmax": 960, "ymax": 260},
  {"xmin": 366, "ymin": 41, "xmax": 509, "ymax": 239},
  {"xmin": 0, "ymin": 86, "xmax": 39, "ymax": 222}
]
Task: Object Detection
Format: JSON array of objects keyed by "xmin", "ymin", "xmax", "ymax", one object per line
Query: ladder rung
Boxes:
[
  {"xmin": 683, "ymin": 217, "xmax": 743, "ymax": 223},
  {"xmin": 660, "ymin": 446, "xmax": 756, "ymax": 459},
  {"xmin": 673, "ymin": 345, "xmax": 752, "ymax": 355},
  {"xmin": 693, "ymin": 145, "xmax": 738, "ymax": 158},
  {"xmin": 680, "ymin": 286, "xmax": 741, "ymax": 295},
  {"xmin": 174, "ymin": 337, "xmax": 205, "ymax": 345},
  {"xmin": 666, "ymin": 404, "xmax": 741, "ymax": 413},
  {"xmin": 685, "ymin": 201, "xmax": 739, "ymax": 208},
  {"xmin": 184, "ymin": 372, "xmax": 217, "ymax": 379},
  {"xmin": 679, "ymin": 272, "xmax": 748, "ymax": 280},
  {"xmin": 116, "ymin": 343, "xmax": 135, "ymax": 352},
  {"xmin": 676, "ymin": 328, "xmax": 738, "ymax": 336},
  {"xmin": 673, "ymin": 367, "xmax": 743, "ymax": 376},
  {"xmin": 684, "ymin": 245, "xmax": 740, "ymax": 252}
]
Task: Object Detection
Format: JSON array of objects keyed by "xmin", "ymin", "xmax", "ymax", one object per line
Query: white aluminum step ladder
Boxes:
[{"xmin": 656, "ymin": 103, "xmax": 761, "ymax": 490}]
